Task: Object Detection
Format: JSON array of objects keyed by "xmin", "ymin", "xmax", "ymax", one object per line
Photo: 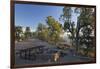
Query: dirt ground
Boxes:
[{"xmin": 15, "ymin": 38, "xmax": 95, "ymax": 66}]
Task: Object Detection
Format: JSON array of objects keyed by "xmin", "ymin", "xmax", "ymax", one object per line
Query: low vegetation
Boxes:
[{"xmin": 15, "ymin": 7, "xmax": 95, "ymax": 58}]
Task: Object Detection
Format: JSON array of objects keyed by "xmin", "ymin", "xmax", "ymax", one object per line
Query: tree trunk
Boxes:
[{"xmin": 75, "ymin": 25, "xmax": 80, "ymax": 55}]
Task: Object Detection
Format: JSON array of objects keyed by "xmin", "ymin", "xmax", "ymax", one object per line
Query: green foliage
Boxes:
[
  {"xmin": 60, "ymin": 6, "xmax": 95, "ymax": 57},
  {"xmin": 46, "ymin": 16, "xmax": 62, "ymax": 33},
  {"xmin": 37, "ymin": 23, "xmax": 47, "ymax": 32},
  {"xmin": 75, "ymin": 8, "xmax": 95, "ymax": 56},
  {"xmin": 15, "ymin": 7, "xmax": 95, "ymax": 58},
  {"xmin": 15, "ymin": 26, "xmax": 23, "ymax": 41},
  {"xmin": 37, "ymin": 23, "xmax": 49, "ymax": 41},
  {"xmin": 60, "ymin": 7, "xmax": 75, "ymax": 46},
  {"xmin": 60, "ymin": 7, "xmax": 72, "ymax": 21},
  {"xmin": 46, "ymin": 16, "xmax": 62, "ymax": 45},
  {"xmin": 36, "ymin": 16, "xmax": 62, "ymax": 45},
  {"xmin": 24, "ymin": 27, "xmax": 32, "ymax": 39}
]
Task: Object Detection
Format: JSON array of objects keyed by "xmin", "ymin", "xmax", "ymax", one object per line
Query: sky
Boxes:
[{"xmin": 15, "ymin": 4, "xmax": 78, "ymax": 32}]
